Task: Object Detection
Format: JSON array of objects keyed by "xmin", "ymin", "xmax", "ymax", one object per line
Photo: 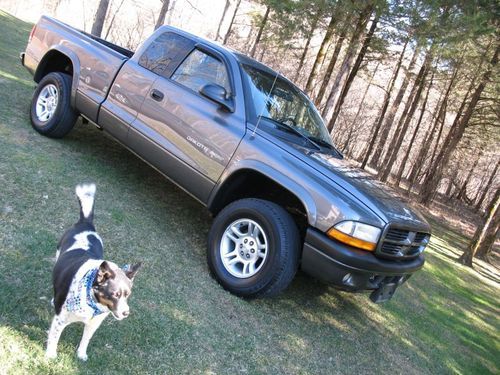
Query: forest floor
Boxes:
[{"xmin": 0, "ymin": 10, "xmax": 499, "ymax": 374}]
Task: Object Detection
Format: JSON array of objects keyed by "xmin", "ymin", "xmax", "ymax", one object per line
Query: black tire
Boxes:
[
  {"xmin": 30, "ymin": 72, "xmax": 78, "ymax": 138},
  {"xmin": 207, "ymin": 198, "xmax": 300, "ymax": 298}
]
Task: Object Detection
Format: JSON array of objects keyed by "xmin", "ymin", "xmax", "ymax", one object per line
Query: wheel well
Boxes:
[
  {"xmin": 34, "ymin": 50, "xmax": 74, "ymax": 83},
  {"xmin": 209, "ymin": 170, "xmax": 309, "ymax": 236}
]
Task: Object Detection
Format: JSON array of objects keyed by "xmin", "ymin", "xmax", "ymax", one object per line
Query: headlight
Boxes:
[{"xmin": 327, "ymin": 221, "xmax": 381, "ymax": 251}]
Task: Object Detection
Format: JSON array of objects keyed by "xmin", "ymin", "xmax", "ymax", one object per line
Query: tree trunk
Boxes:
[
  {"xmin": 91, "ymin": 0, "xmax": 110, "ymax": 37},
  {"xmin": 406, "ymin": 90, "xmax": 445, "ymax": 195},
  {"xmin": 476, "ymin": 227, "xmax": 499, "ymax": 261},
  {"xmin": 304, "ymin": 15, "xmax": 338, "ymax": 95},
  {"xmin": 294, "ymin": 15, "xmax": 320, "ymax": 82},
  {"xmin": 327, "ymin": 13, "xmax": 379, "ymax": 131},
  {"xmin": 419, "ymin": 43, "xmax": 499, "ymax": 206},
  {"xmin": 379, "ymin": 50, "xmax": 433, "ymax": 182},
  {"xmin": 407, "ymin": 63, "xmax": 459, "ymax": 187},
  {"xmin": 322, "ymin": 6, "xmax": 372, "ymax": 119},
  {"xmin": 258, "ymin": 43, "xmax": 267, "ymax": 61},
  {"xmin": 166, "ymin": 0, "xmax": 177, "ymax": 24},
  {"xmin": 250, "ymin": 6, "xmax": 270, "ymax": 58},
  {"xmin": 223, "ymin": 0, "xmax": 241, "ymax": 45},
  {"xmin": 369, "ymin": 46, "xmax": 420, "ymax": 168},
  {"xmin": 104, "ymin": 0, "xmax": 126, "ymax": 39},
  {"xmin": 422, "ymin": 98, "xmax": 450, "ymax": 182},
  {"xmin": 445, "ymin": 176, "xmax": 456, "ymax": 199},
  {"xmin": 421, "ymin": 79, "xmax": 475, "ymax": 194},
  {"xmin": 378, "ymin": 51, "xmax": 431, "ymax": 177},
  {"xmin": 48, "ymin": 0, "xmax": 63, "ymax": 15},
  {"xmin": 341, "ymin": 124, "xmax": 356, "ymax": 153},
  {"xmin": 473, "ymin": 170, "xmax": 489, "ymax": 203},
  {"xmin": 348, "ymin": 132, "xmax": 364, "ymax": 159},
  {"xmin": 459, "ymin": 188, "xmax": 500, "ymax": 266},
  {"xmin": 361, "ymin": 40, "xmax": 408, "ymax": 169},
  {"xmin": 155, "ymin": 0, "xmax": 170, "ymax": 30},
  {"xmin": 475, "ymin": 159, "xmax": 500, "ymax": 210},
  {"xmin": 315, "ymin": 23, "xmax": 348, "ymax": 106},
  {"xmin": 394, "ymin": 70, "xmax": 434, "ymax": 186},
  {"xmin": 342, "ymin": 61, "xmax": 381, "ymax": 153},
  {"xmin": 456, "ymin": 152, "xmax": 482, "ymax": 202},
  {"xmin": 215, "ymin": 0, "xmax": 231, "ymax": 41}
]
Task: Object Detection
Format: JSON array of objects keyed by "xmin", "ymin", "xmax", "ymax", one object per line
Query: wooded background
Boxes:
[{"xmin": 1, "ymin": 0, "xmax": 499, "ymax": 266}]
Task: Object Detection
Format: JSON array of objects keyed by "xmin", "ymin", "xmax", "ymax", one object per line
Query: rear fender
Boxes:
[{"xmin": 34, "ymin": 45, "xmax": 81, "ymax": 108}]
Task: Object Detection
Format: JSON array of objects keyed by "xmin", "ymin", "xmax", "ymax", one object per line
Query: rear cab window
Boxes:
[{"xmin": 138, "ymin": 32, "xmax": 194, "ymax": 77}]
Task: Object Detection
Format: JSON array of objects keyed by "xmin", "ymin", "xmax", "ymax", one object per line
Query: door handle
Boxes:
[{"xmin": 150, "ymin": 89, "xmax": 164, "ymax": 101}]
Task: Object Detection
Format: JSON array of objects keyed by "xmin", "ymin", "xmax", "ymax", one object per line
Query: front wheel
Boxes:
[
  {"xmin": 30, "ymin": 72, "xmax": 78, "ymax": 138},
  {"xmin": 207, "ymin": 198, "xmax": 300, "ymax": 298}
]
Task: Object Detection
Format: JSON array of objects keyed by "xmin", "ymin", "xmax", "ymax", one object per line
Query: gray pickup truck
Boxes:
[{"xmin": 21, "ymin": 16, "xmax": 431, "ymax": 303}]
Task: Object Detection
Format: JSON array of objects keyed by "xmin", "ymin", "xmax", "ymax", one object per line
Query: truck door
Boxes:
[
  {"xmin": 98, "ymin": 61, "xmax": 157, "ymax": 144},
  {"xmin": 128, "ymin": 38, "xmax": 246, "ymax": 203},
  {"xmin": 98, "ymin": 32, "xmax": 193, "ymax": 144}
]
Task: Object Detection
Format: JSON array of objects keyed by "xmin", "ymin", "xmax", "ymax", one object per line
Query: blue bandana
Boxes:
[
  {"xmin": 64, "ymin": 264, "xmax": 108, "ymax": 317},
  {"xmin": 86, "ymin": 268, "xmax": 108, "ymax": 316}
]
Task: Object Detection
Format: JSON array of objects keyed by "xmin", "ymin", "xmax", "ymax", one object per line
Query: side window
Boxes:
[
  {"xmin": 138, "ymin": 32, "xmax": 194, "ymax": 77},
  {"xmin": 171, "ymin": 49, "xmax": 230, "ymax": 93}
]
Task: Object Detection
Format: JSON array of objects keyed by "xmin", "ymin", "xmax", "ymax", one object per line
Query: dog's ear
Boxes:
[
  {"xmin": 96, "ymin": 261, "xmax": 115, "ymax": 284},
  {"xmin": 125, "ymin": 262, "xmax": 142, "ymax": 281}
]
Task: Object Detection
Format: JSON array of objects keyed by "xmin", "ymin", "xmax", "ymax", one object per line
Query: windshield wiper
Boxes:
[
  {"xmin": 259, "ymin": 116, "xmax": 321, "ymax": 151},
  {"xmin": 308, "ymin": 136, "xmax": 343, "ymax": 157}
]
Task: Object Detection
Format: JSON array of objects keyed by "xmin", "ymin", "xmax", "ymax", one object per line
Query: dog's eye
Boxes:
[{"xmin": 113, "ymin": 292, "xmax": 121, "ymax": 298}]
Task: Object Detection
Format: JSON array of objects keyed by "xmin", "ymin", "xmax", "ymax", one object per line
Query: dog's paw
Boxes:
[
  {"xmin": 77, "ymin": 351, "xmax": 88, "ymax": 361},
  {"xmin": 45, "ymin": 349, "xmax": 57, "ymax": 359}
]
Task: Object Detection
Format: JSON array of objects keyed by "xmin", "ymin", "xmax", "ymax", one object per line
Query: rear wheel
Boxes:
[
  {"xmin": 30, "ymin": 72, "xmax": 77, "ymax": 138},
  {"xmin": 207, "ymin": 198, "xmax": 300, "ymax": 298}
]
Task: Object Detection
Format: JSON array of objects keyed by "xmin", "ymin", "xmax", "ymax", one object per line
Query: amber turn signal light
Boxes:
[{"xmin": 327, "ymin": 228, "xmax": 377, "ymax": 252}]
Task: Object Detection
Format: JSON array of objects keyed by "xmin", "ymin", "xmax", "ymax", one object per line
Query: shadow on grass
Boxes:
[
  {"xmin": 473, "ymin": 260, "xmax": 500, "ymax": 284},
  {"xmin": 425, "ymin": 216, "xmax": 500, "ymax": 284}
]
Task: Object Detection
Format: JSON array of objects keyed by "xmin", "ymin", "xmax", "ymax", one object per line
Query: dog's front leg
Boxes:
[
  {"xmin": 46, "ymin": 315, "xmax": 69, "ymax": 359},
  {"xmin": 77, "ymin": 312, "xmax": 109, "ymax": 361}
]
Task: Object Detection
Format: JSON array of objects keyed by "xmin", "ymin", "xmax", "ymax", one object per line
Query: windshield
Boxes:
[{"xmin": 240, "ymin": 64, "xmax": 333, "ymax": 146}]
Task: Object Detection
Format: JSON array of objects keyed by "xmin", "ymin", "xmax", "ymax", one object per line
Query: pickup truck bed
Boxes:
[{"xmin": 80, "ymin": 30, "xmax": 134, "ymax": 58}]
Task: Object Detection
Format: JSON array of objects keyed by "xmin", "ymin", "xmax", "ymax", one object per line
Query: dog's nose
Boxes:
[{"xmin": 122, "ymin": 311, "xmax": 129, "ymax": 317}]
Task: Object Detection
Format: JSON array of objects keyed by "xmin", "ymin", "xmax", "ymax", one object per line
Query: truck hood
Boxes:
[{"xmin": 295, "ymin": 146, "xmax": 430, "ymax": 231}]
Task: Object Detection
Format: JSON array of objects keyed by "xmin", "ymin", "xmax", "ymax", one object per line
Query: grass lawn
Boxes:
[{"xmin": 0, "ymin": 10, "xmax": 499, "ymax": 375}]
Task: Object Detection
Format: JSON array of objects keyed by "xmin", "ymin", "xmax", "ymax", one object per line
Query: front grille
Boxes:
[
  {"xmin": 378, "ymin": 227, "xmax": 430, "ymax": 259},
  {"xmin": 385, "ymin": 228, "xmax": 410, "ymax": 242}
]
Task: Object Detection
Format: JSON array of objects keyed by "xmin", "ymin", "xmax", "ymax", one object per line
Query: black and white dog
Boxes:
[{"xmin": 46, "ymin": 183, "xmax": 141, "ymax": 361}]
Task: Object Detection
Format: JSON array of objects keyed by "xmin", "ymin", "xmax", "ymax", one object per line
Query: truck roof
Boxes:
[{"xmin": 158, "ymin": 25, "xmax": 297, "ymax": 90}]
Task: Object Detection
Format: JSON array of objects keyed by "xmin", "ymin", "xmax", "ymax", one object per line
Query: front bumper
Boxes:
[{"xmin": 301, "ymin": 228, "xmax": 425, "ymax": 303}]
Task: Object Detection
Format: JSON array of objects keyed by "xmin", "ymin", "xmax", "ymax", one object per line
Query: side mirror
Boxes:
[{"xmin": 199, "ymin": 84, "xmax": 234, "ymax": 112}]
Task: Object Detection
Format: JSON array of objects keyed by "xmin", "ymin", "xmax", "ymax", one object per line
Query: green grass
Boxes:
[{"xmin": 0, "ymin": 10, "xmax": 499, "ymax": 374}]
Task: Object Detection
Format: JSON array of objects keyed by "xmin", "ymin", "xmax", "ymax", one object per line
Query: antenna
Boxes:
[{"xmin": 251, "ymin": 70, "xmax": 280, "ymax": 138}]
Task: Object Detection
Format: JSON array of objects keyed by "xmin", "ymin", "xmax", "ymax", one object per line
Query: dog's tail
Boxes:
[{"xmin": 76, "ymin": 183, "xmax": 96, "ymax": 223}]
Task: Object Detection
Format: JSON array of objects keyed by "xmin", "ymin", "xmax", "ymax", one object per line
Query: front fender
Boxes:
[{"xmin": 209, "ymin": 159, "xmax": 318, "ymax": 227}]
